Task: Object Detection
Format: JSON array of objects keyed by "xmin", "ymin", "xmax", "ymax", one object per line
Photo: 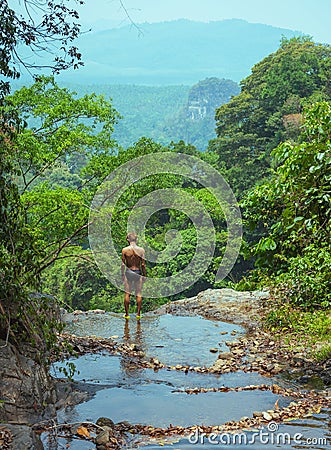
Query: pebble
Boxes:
[{"xmin": 262, "ymin": 411, "xmax": 273, "ymax": 421}]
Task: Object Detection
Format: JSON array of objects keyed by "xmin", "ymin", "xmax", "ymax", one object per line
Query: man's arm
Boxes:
[
  {"xmin": 141, "ymin": 251, "xmax": 147, "ymax": 278},
  {"xmin": 121, "ymin": 250, "xmax": 126, "ymax": 280}
]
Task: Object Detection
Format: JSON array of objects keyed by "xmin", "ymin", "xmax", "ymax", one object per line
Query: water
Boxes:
[
  {"xmin": 53, "ymin": 355, "xmax": 281, "ymax": 427},
  {"xmin": 63, "ymin": 313, "xmax": 243, "ymax": 366},
  {"xmin": 46, "ymin": 313, "xmax": 330, "ymax": 449}
]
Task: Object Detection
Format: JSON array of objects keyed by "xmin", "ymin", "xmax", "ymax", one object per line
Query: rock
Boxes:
[
  {"xmin": 0, "ymin": 424, "xmax": 43, "ymax": 450},
  {"xmin": 262, "ymin": 411, "xmax": 273, "ymax": 421},
  {"xmin": 253, "ymin": 411, "xmax": 263, "ymax": 418},
  {"xmin": 239, "ymin": 416, "xmax": 250, "ymax": 422},
  {"xmin": 0, "ymin": 340, "xmax": 56, "ymax": 424},
  {"xmin": 218, "ymin": 352, "xmax": 233, "ymax": 360},
  {"xmin": 129, "ymin": 343, "xmax": 140, "ymax": 351},
  {"xmin": 209, "ymin": 348, "xmax": 218, "ymax": 353},
  {"xmin": 272, "ymin": 364, "xmax": 283, "ymax": 374},
  {"xmin": 96, "ymin": 429, "xmax": 110, "ymax": 445},
  {"xmin": 232, "ymin": 349, "xmax": 245, "ymax": 356},
  {"xmin": 293, "ymin": 357, "xmax": 304, "ymax": 366},
  {"xmin": 96, "ymin": 417, "xmax": 114, "ymax": 428}
]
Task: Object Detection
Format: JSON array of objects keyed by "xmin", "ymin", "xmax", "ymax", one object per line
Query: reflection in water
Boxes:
[
  {"xmin": 123, "ymin": 318, "xmax": 142, "ymax": 346},
  {"xmin": 121, "ymin": 319, "xmax": 145, "ymax": 377}
]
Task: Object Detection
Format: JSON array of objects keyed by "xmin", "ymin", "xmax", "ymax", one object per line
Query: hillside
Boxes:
[
  {"xmin": 61, "ymin": 77, "xmax": 239, "ymax": 149},
  {"xmin": 58, "ymin": 19, "xmax": 303, "ymax": 85}
]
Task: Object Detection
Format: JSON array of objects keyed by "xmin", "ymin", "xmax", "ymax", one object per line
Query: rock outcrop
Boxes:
[
  {"xmin": 0, "ymin": 340, "xmax": 57, "ymax": 448},
  {"xmin": 152, "ymin": 288, "xmax": 269, "ymax": 327}
]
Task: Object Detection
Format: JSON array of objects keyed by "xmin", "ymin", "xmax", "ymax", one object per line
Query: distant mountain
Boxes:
[{"xmin": 59, "ymin": 19, "xmax": 303, "ymax": 85}]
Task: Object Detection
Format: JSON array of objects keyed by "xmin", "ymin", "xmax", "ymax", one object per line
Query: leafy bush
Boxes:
[{"xmin": 272, "ymin": 245, "xmax": 331, "ymax": 310}]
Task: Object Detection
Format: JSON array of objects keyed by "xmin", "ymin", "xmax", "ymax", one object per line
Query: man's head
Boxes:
[{"xmin": 126, "ymin": 232, "xmax": 138, "ymax": 243}]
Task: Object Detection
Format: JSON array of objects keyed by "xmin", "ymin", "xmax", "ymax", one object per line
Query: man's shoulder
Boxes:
[{"xmin": 122, "ymin": 246, "xmax": 131, "ymax": 253}]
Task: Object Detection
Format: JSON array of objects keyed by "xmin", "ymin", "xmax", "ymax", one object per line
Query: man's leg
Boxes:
[
  {"xmin": 135, "ymin": 279, "xmax": 143, "ymax": 317},
  {"xmin": 124, "ymin": 278, "xmax": 131, "ymax": 317}
]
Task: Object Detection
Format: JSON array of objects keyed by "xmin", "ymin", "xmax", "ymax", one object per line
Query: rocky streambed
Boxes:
[{"xmin": 1, "ymin": 288, "xmax": 331, "ymax": 449}]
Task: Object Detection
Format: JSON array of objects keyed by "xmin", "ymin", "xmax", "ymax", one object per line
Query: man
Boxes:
[{"xmin": 121, "ymin": 232, "xmax": 146, "ymax": 319}]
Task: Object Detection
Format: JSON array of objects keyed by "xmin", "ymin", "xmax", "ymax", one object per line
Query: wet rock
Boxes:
[
  {"xmin": 262, "ymin": 412, "xmax": 273, "ymax": 421},
  {"xmin": 209, "ymin": 348, "xmax": 218, "ymax": 353},
  {"xmin": 96, "ymin": 429, "xmax": 110, "ymax": 445},
  {"xmin": 298, "ymin": 375, "xmax": 310, "ymax": 383},
  {"xmin": 217, "ymin": 352, "xmax": 233, "ymax": 360},
  {"xmin": 96, "ymin": 417, "xmax": 115, "ymax": 428}
]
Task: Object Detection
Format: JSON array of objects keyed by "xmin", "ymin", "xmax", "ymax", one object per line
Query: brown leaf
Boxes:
[{"xmin": 76, "ymin": 426, "xmax": 90, "ymax": 438}]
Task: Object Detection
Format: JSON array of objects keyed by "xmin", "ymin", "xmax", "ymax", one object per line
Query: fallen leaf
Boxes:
[{"xmin": 76, "ymin": 426, "xmax": 90, "ymax": 438}]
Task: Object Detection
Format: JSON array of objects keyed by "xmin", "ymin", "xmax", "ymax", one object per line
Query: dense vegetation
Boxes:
[
  {"xmin": 0, "ymin": 0, "xmax": 84, "ymax": 352},
  {"xmin": 39, "ymin": 77, "xmax": 238, "ymax": 150},
  {"xmin": 208, "ymin": 36, "xmax": 331, "ymax": 197},
  {"xmin": 0, "ymin": 1, "xmax": 330, "ymax": 365}
]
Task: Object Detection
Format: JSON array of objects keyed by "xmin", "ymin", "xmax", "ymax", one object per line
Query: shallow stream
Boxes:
[{"xmin": 46, "ymin": 313, "xmax": 330, "ymax": 449}]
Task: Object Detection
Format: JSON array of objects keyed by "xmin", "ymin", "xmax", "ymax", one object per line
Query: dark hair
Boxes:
[{"xmin": 126, "ymin": 232, "xmax": 137, "ymax": 242}]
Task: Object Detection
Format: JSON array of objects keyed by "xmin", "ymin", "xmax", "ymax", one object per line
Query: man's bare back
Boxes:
[{"xmin": 122, "ymin": 244, "xmax": 145, "ymax": 271}]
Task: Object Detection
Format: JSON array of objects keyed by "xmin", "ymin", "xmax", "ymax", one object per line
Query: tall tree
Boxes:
[
  {"xmin": 208, "ymin": 37, "xmax": 331, "ymax": 197},
  {"xmin": 242, "ymin": 101, "xmax": 331, "ymax": 309},
  {"xmin": 0, "ymin": 1, "xmax": 84, "ymax": 348},
  {"xmin": 0, "ymin": 76, "xmax": 119, "ymax": 346}
]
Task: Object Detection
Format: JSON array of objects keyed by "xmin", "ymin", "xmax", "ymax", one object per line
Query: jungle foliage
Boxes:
[
  {"xmin": 208, "ymin": 37, "xmax": 331, "ymax": 197},
  {"xmin": 1, "ymin": 22, "xmax": 331, "ymax": 353},
  {"xmin": 0, "ymin": 0, "xmax": 84, "ymax": 351}
]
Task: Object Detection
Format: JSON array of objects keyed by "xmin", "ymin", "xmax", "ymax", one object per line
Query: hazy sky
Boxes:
[{"xmin": 77, "ymin": 0, "xmax": 331, "ymax": 43}]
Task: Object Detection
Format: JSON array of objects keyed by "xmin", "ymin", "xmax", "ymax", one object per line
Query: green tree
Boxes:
[
  {"xmin": 243, "ymin": 101, "xmax": 331, "ymax": 309},
  {"xmin": 209, "ymin": 37, "xmax": 331, "ymax": 197},
  {"xmin": 0, "ymin": 76, "xmax": 119, "ymax": 346},
  {"xmin": 0, "ymin": 0, "xmax": 84, "ymax": 349}
]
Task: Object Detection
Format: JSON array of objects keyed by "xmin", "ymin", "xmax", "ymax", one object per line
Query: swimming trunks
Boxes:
[{"xmin": 125, "ymin": 268, "xmax": 141, "ymax": 283}]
